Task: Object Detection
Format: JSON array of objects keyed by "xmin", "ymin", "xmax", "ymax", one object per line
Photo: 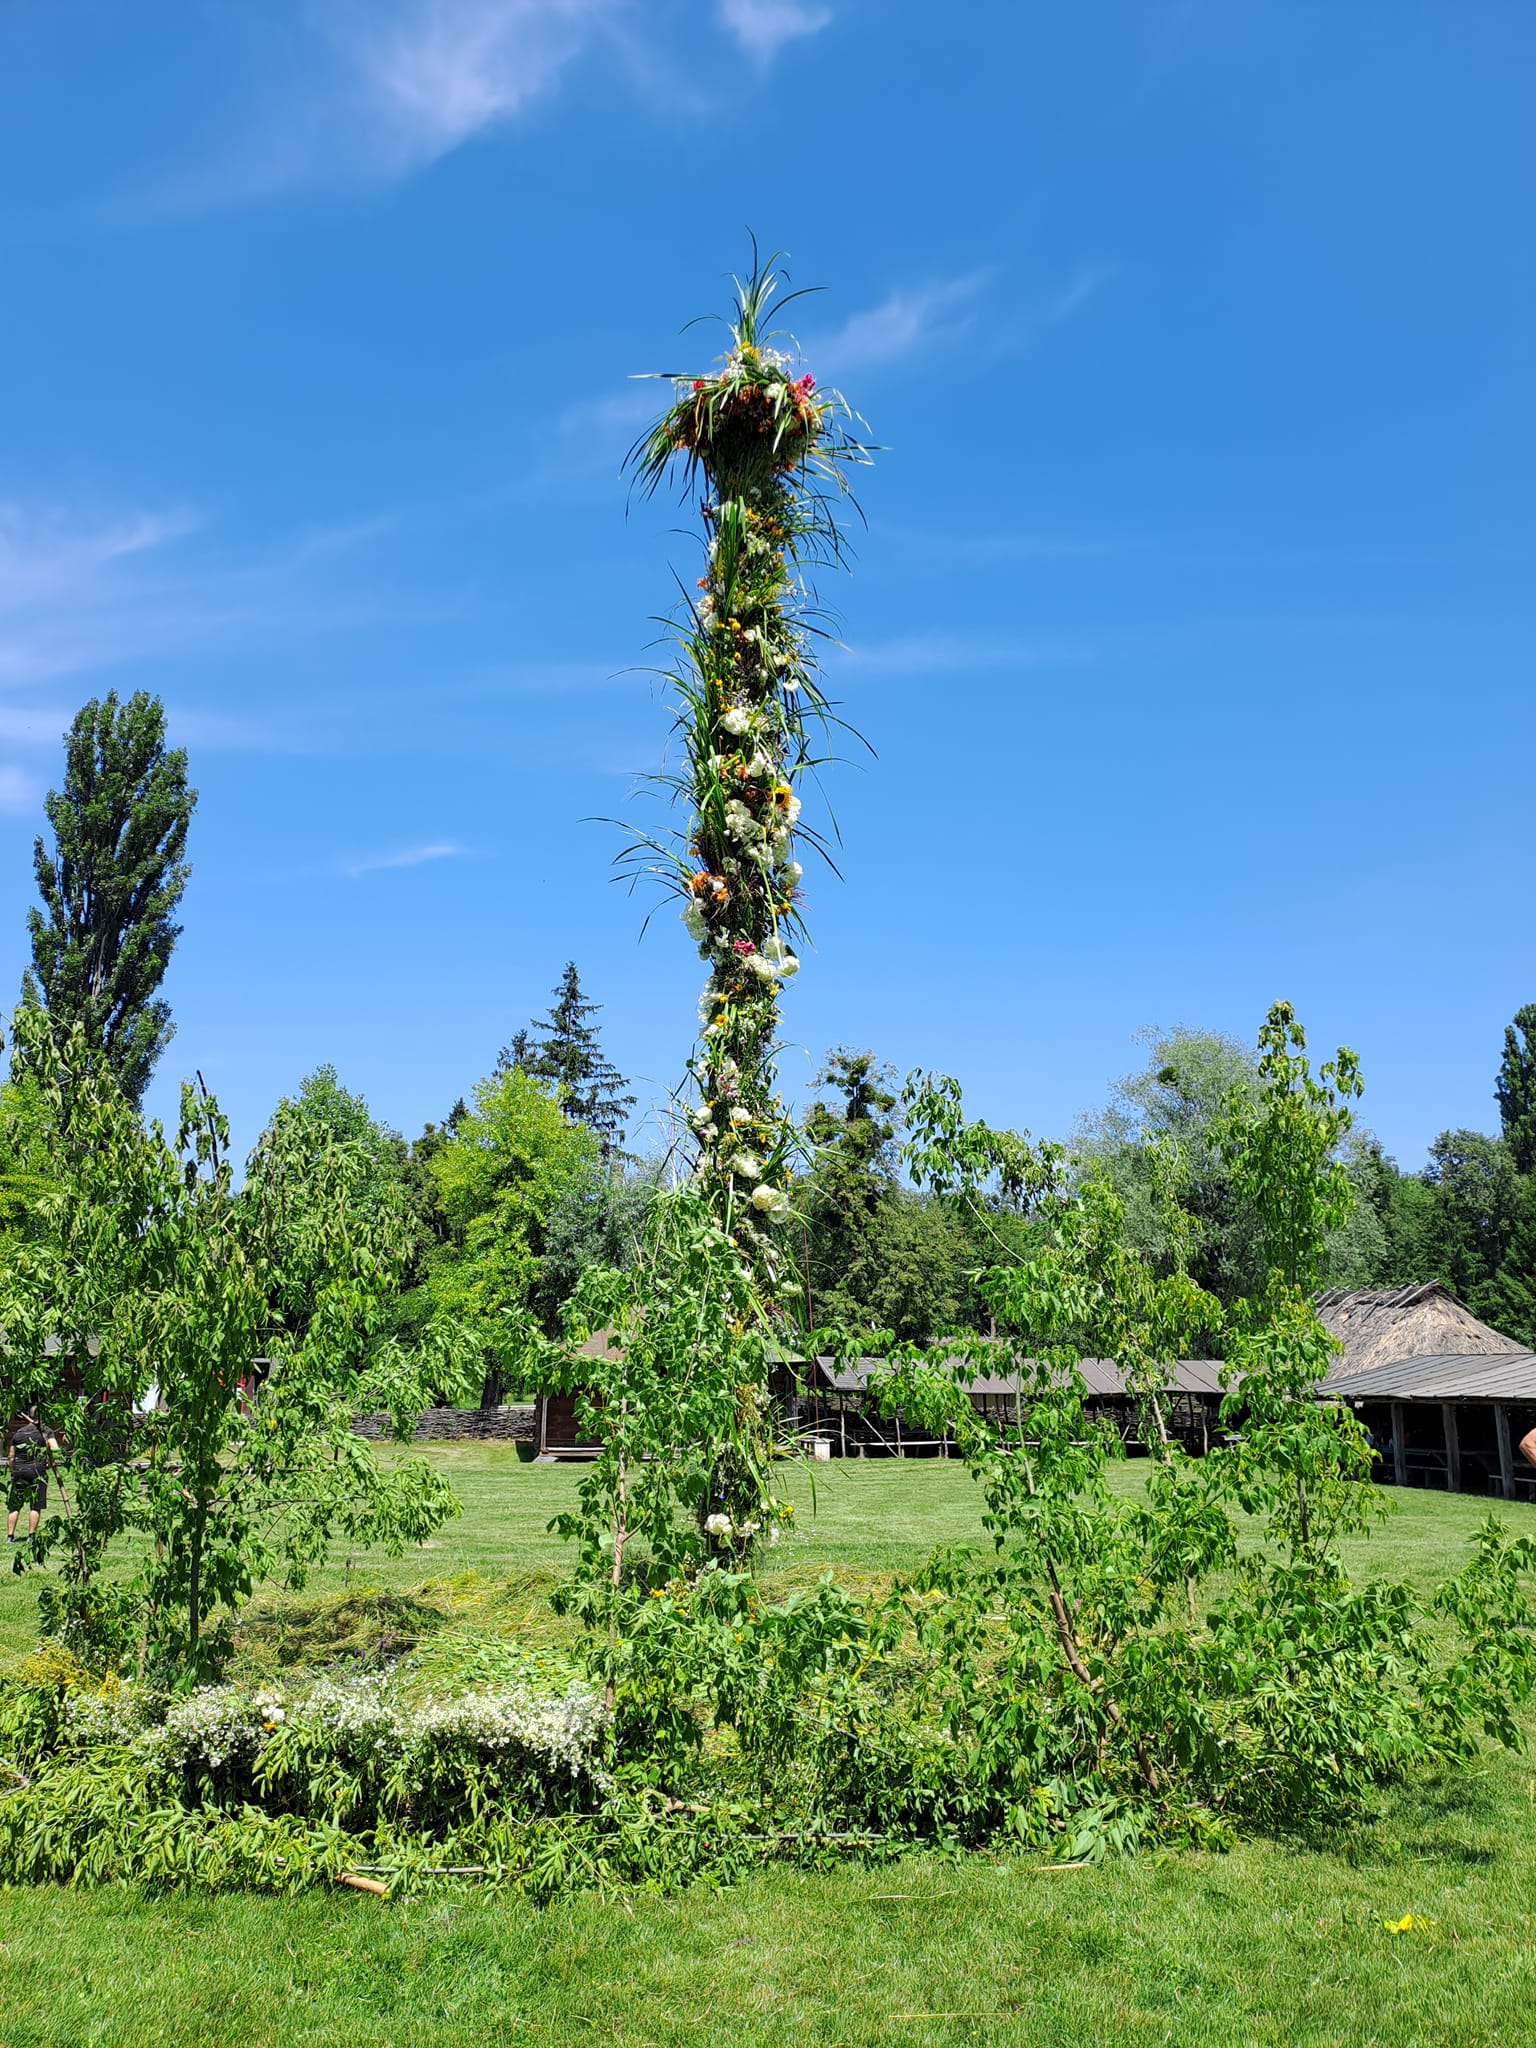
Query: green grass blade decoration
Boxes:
[{"xmin": 623, "ymin": 248, "xmax": 873, "ymax": 1280}]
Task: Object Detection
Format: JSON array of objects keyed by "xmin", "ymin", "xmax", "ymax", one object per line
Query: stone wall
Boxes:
[{"xmin": 351, "ymin": 1403, "xmax": 536, "ymax": 1444}]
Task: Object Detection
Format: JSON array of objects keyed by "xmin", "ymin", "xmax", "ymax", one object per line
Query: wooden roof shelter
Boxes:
[
  {"xmin": 785, "ymin": 1351, "xmax": 1229, "ymax": 1458},
  {"xmin": 1313, "ymin": 1283, "xmax": 1519, "ymax": 1379},
  {"xmin": 1317, "ymin": 1324, "xmax": 1536, "ymax": 1504},
  {"xmin": 798, "ymin": 1354, "xmax": 1226, "ymax": 1400},
  {"xmin": 1320, "ymin": 1351, "xmax": 1536, "ymax": 1404}
]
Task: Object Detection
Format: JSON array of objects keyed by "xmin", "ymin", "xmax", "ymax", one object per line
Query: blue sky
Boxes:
[{"xmin": 0, "ymin": 0, "xmax": 1531, "ymax": 1166}]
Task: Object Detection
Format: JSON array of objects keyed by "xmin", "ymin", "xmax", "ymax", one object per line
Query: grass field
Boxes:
[{"xmin": 2, "ymin": 1451, "xmax": 1533, "ymax": 2048}]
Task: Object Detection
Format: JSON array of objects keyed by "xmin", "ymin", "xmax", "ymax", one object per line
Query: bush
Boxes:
[{"xmin": 0, "ymin": 1643, "xmax": 615, "ymax": 1894}]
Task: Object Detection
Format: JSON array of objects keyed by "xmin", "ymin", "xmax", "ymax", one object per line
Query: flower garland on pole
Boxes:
[{"xmin": 625, "ymin": 251, "xmax": 871, "ymax": 1283}]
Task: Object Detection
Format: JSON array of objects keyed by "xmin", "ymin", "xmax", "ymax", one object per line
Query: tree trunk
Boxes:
[{"xmin": 188, "ymin": 1508, "xmax": 203, "ymax": 1655}]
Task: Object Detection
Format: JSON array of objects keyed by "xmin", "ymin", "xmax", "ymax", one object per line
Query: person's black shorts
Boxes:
[{"xmin": 7, "ymin": 1469, "xmax": 45, "ymax": 1514}]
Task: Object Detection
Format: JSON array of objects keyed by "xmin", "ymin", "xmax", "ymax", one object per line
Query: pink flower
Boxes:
[{"xmin": 732, "ymin": 939, "xmax": 755, "ymax": 956}]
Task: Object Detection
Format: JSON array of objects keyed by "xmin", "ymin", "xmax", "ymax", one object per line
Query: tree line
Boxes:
[
  {"xmin": 7, "ymin": 690, "xmax": 1536, "ymax": 1396},
  {"xmin": 1066, "ymin": 1018, "xmax": 1536, "ymax": 1345}
]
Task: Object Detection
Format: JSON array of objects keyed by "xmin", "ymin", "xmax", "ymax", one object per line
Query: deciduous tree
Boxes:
[
  {"xmin": 428, "ymin": 1065, "xmax": 603, "ymax": 1404},
  {"xmin": 0, "ymin": 1008, "xmax": 459, "ymax": 1668}
]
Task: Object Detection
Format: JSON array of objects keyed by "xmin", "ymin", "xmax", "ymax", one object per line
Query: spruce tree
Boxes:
[
  {"xmin": 1495, "ymin": 1004, "xmax": 1536, "ymax": 1175},
  {"xmin": 797, "ymin": 1048, "xmax": 898, "ymax": 1324},
  {"xmin": 22, "ymin": 691, "xmax": 195, "ymax": 1107},
  {"xmin": 508, "ymin": 964, "xmax": 635, "ymax": 1159},
  {"xmin": 494, "ymin": 1028, "xmax": 535, "ymax": 1078}
]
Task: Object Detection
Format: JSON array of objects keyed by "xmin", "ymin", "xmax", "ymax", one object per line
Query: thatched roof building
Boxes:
[{"xmin": 1314, "ymin": 1283, "xmax": 1519, "ymax": 1379}]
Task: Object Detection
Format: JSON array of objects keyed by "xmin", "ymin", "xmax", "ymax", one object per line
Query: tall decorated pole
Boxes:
[{"xmin": 626, "ymin": 253, "xmax": 870, "ymax": 1284}]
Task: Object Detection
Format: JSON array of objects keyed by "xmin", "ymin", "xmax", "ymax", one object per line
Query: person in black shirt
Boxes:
[{"xmin": 6, "ymin": 1412, "xmax": 60, "ymax": 1543}]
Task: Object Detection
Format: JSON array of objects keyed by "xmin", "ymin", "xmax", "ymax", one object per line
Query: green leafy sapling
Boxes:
[
  {"xmin": 1213, "ymin": 1000, "xmax": 1377, "ymax": 1557},
  {"xmin": 873, "ymin": 1005, "xmax": 1536, "ymax": 1848},
  {"xmin": 0, "ymin": 1006, "xmax": 461, "ymax": 1669}
]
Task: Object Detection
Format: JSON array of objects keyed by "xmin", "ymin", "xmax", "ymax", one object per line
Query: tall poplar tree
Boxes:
[
  {"xmin": 22, "ymin": 690, "xmax": 196, "ymax": 1107},
  {"xmin": 1496, "ymin": 1003, "xmax": 1536, "ymax": 1175}
]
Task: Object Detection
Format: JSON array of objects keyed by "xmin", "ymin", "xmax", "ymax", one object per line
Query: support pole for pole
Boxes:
[
  {"xmin": 1495, "ymin": 1403, "xmax": 1515, "ymax": 1502},
  {"xmin": 1391, "ymin": 1401, "xmax": 1408, "ymax": 1487},
  {"xmin": 1442, "ymin": 1402, "xmax": 1461, "ymax": 1493}
]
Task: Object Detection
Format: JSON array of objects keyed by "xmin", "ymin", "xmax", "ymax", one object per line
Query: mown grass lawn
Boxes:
[{"xmin": 2, "ymin": 1451, "xmax": 1533, "ymax": 2048}]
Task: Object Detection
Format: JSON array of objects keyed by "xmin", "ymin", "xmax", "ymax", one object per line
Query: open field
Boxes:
[{"xmin": 2, "ymin": 1453, "xmax": 1534, "ymax": 2048}]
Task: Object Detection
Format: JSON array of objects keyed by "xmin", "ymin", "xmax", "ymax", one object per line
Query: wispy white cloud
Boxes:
[
  {"xmin": 111, "ymin": 0, "xmax": 828, "ymax": 216},
  {"xmin": 0, "ymin": 703, "xmax": 73, "ymax": 749},
  {"xmin": 881, "ymin": 523, "xmax": 1133, "ymax": 564},
  {"xmin": 345, "ymin": 0, "xmax": 628, "ymax": 173},
  {"xmin": 0, "ymin": 502, "xmax": 430, "ymax": 696},
  {"xmin": 494, "ymin": 381, "xmax": 661, "ymax": 505},
  {"xmin": 812, "ymin": 272, "xmax": 993, "ymax": 371},
  {"xmin": 0, "ymin": 506, "xmax": 207, "ymax": 690},
  {"xmin": 718, "ymin": 0, "xmax": 831, "ymax": 61},
  {"xmin": 1038, "ymin": 264, "xmax": 1116, "ymax": 327},
  {"xmin": 0, "ymin": 502, "xmax": 457, "ymax": 791},
  {"xmin": 810, "ymin": 264, "xmax": 1115, "ymax": 376},
  {"xmin": 343, "ymin": 840, "xmax": 467, "ymax": 877},
  {"xmin": 124, "ymin": 1, "xmax": 632, "ymax": 210},
  {"xmin": 0, "ymin": 507, "xmax": 199, "ymax": 615},
  {"xmin": 838, "ymin": 631, "xmax": 1094, "ymax": 676},
  {"xmin": 554, "ymin": 384, "xmax": 662, "ymax": 438},
  {"xmin": 165, "ymin": 708, "xmax": 297, "ymax": 752},
  {"xmin": 0, "ymin": 764, "xmax": 39, "ymax": 815}
]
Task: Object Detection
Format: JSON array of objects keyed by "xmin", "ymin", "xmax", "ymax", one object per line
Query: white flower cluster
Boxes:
[
  {"xmin": 722, "ymin": 797, "xmax": 758, "ymax": 845},
  {"xmin": 299, "ymin": 1673, "xmax": 396, "ymax": 1753},
  {"xmin": 721, "ymin": 787, "xmax": 801, "ymax": 856},
  {"xmin": 151, "ymin": 1685, "xmax": 288, "ymax": 1772},
  {"xmin": 704, "ymin": 1511, "xmax": 760, "ymax": 1541},
  {"xmin": 122, "ymin": 1670, "xmax": 610, "ymax": 1787},
  {"xmin": 408, "ymin": 1685, "xmax": 609, "ymax": 1780},
  {"xmin": 61, "ymin": 1683, "xmax": 146, "ymax": 1749},
  {"xmin": 726, "ymin": 343, "xmax": 797, "ymax": 373}
]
